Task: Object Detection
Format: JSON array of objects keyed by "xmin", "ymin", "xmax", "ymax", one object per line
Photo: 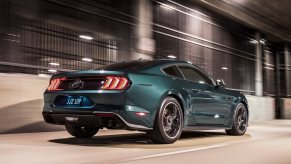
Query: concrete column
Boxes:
[
  {"xmin": 284, "ymin": 44, "xmax": 290, "ymax": 97},
  {"xmin": 275, "ymin": 45, "xmax": 282, "ymax": 119},
  {"xmin": 132, "ymin": 0, "xmax": 155, "ymax": 60},
  {"xmin": 255, "ymin": 32, "xmax": 263, "ymax": 96}
]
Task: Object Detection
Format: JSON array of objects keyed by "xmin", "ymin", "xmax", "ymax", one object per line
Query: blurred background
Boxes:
[{"xmin": 0, "ymin": 0, "xmax": 290, "ymax": 134}]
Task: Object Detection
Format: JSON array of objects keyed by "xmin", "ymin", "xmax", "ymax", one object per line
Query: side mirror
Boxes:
[{"xmin": 216, "ymin": 79, "xmax": 225, "ymax": 87}]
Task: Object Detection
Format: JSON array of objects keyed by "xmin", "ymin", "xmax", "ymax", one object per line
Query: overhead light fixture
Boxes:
[
  {"xmin": 260, "ymin": 39, "xmax": 266, "ymax": 45},
  {"xmin": 82, "ymin": 57, "xmax": 93, "ymax": 62},
  {"xmin": 48, "ymin": 69, "xmax": 57, "ymax": 73},
  {"xmin": 79, "ymin": 35, "xmax": 93, "ymax": 40},
  {"xmin": 250, "ymin": 39, "xmax": 266, "ymax": 45},
  {"xmin": 250, "ymin": 39, "xmax": 258, "ymax": 44},
  {"xmin": 167, "ymin": 55, "xmax": 177, "ymax": 59},
  {"xmin": 221, "ymin": 67, "xmax": 228, "ymax": 70},
  {"xmin": 49, "ymin": 62, "xmax": 60, "ymax": 66}
]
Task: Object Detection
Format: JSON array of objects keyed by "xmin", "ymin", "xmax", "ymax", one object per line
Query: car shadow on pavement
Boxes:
[{"xmin": 49, "ymin": 131, "xmax": 251, "ymax": 148}]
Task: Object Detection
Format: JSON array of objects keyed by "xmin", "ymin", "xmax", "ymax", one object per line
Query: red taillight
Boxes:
[
  {"xmin": 47, "ymin": 78, "xmax": 63, "ymax": 91},
  {"xmin": 101, "ymin": 76, "xmax": 129, "ymax": 90}
]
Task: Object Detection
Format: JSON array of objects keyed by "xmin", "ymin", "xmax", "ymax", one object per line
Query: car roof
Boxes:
[
  {"xmin": 97, "ymin": 59, "xmax": 208, "ymax": 79},
  {"xmin": 153, "ymin": 59, "xmax": 189, "ymax": 65},
  {"xmin": 95, "ymin": 59, "xmax": 189, "ymax": 70}
]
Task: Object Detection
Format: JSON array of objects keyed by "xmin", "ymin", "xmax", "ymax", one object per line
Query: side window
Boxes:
[
  {"xmin": 163, "ymin": 66, "xmax": 184, "ymax": 78},
  {"xmin": 178, "ymin": 66, "xmax": 212, "ymax": 84}
]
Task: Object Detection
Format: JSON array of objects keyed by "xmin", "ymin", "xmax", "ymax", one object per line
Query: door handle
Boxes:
[{"xmin": 191, "ymin": 89, "xmax": 201, "ymax": 93}]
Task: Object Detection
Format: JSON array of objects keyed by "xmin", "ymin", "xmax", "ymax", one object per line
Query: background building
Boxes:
[{"xmin": 0, "ymin": 0, "xmax": 290, "ymax": 133}]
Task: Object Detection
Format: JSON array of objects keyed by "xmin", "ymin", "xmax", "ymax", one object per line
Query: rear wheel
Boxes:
[
  {"xmin": 147, "ymin": 97, "xmax": 183, "ymax": 144},
  {"xmin": 65, "ymin": 125, "xmax": 99, "ymax": 138},
  {"xmin": 225, "ymin": 103, "xmax": 248, "ymax": 136}
]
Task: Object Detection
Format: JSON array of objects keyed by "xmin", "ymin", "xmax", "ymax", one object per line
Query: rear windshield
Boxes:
[{"xmin": 95, "ymin": 60, "xmax": 159, "ymax": 71}]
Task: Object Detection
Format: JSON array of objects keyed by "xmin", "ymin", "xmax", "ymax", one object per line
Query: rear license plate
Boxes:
[
  {"xmin": 54, "ymin": 95, "xmax": 94, "ymax": 107},
  {"xmin": 66, "ymin": 96, "xmax": 83, "ymax": 106}
]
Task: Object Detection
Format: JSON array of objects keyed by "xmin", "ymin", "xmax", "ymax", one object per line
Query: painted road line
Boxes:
[{"xmin": 125, "ymin": 144, "xmax": 226, "ymax": 162}]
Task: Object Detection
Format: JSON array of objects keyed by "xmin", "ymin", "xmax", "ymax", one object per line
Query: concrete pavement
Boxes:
[{"xmin": 1, "ymin": 120, "xmax": 291, "ymax": 164}]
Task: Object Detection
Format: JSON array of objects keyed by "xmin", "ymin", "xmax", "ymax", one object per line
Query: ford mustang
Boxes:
[{"xmin": 43, "ymin": 59, "xmax": 248, "ymax": 144}]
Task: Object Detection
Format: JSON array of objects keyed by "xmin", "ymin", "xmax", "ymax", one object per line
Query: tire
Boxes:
[
  {"xmin": 225, "ymin": 103, "xmax": 248, "ymax": 136},
  {"xmin": 147, "ymin": 97, "xmax": 183, "ymax": 144},
  {"xmin": 65, "ymin": 125, "xmax": 99, "ymax": 138}
]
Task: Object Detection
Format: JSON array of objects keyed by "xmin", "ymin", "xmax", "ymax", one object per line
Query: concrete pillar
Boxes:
[
  {"xmin": 275, "ymin": 45, "xmax": 282, "ymax": 119},
  {"xmin": 284, "ymin": 44, "xmax": 290, "ymax": 97},
  {"xmin": 255, "ymin": 32, "xmax": 263, "ymax": 96},
  {"xmin": 132, "ymin": 0, "xmax": 155, "ymax": 60}
]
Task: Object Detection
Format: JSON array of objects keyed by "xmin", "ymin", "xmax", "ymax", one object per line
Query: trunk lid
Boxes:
[{"xmin": 50, "ymin": 70, "xmax": 128, "ymax": 91}]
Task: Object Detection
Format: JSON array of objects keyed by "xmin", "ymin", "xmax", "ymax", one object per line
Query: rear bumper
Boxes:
[
  {"xmin": 43, "ymin": 111, "xmax": 151, "ymax": 130},
  {"xmin": 43, "ymin": 84, "xmax": 161, "ymax": 130}
]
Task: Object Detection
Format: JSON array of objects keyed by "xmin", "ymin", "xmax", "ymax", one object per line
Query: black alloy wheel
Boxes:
[
  {"xmin": 147, "ymin": 97, "xmax": 183, "ymax": 144},
  {"xmin": 225, "ymin": 103, "xmax": 248, "ymax": 136}
]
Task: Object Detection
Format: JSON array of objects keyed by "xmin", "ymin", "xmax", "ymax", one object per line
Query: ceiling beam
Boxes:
[{"xmin": 195, "ymin": 0, "xmax": 291, "ymax": 43}]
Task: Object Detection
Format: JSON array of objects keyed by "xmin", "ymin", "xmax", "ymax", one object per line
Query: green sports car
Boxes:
[{"xmin": 43, "ymin": 59, "xmax": 248, "ymax": 144}]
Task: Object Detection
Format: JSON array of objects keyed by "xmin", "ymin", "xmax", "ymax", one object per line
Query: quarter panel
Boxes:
[{"xmin": 126, "ymin": 73, "xmax": 190, "ymax": 128}]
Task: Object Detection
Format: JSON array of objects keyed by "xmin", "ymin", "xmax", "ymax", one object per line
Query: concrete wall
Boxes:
[
  {"xmin": 282, "ymin": 98, "xmax": 291, "ymax": 119},
  {"xmin": 0, "ymin": 73, "xmax": 277, "ymax": 134},
  {"xmin": 0, "ymin": 73, "xmax": 64, "ymax": 134},
  {"xmin": 246, "ymin": 95, "xmax": 275, "ymax": 123}
]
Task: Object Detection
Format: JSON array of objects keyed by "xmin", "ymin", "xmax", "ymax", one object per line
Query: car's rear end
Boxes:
[{"xmin": 43, "ymin": 61, "xmax": 167, "ymax": 131}]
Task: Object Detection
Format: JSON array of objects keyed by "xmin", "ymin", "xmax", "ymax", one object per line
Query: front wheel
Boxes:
[
  {"xmin": 65, "ymin": 125, "xmax": 99, "ymax": 138},
  {"xmin": 225, "ymin": 103, "xmax": 248, "ymax": 136},
  {"xmin": 147, "ymin": 97, "xmax": 183, "ymax": 144}
]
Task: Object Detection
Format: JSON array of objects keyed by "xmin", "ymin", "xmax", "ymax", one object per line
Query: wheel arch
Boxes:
[
  {"xmin": 240, "ymin": 100, "xmax": 249, "ymax": 123},
  {"xmin": 153, "ymin": 90, "xmax": 187, "ymax": 123},
  {"xmin": 167, "ymin": 94, "xmax": 185, "ymax": 115}
]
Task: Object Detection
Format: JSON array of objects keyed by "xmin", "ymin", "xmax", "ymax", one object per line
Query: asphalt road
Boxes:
[{"xmin": 1, "ymin": 120, "xmax": 291, "ymax": 164}]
